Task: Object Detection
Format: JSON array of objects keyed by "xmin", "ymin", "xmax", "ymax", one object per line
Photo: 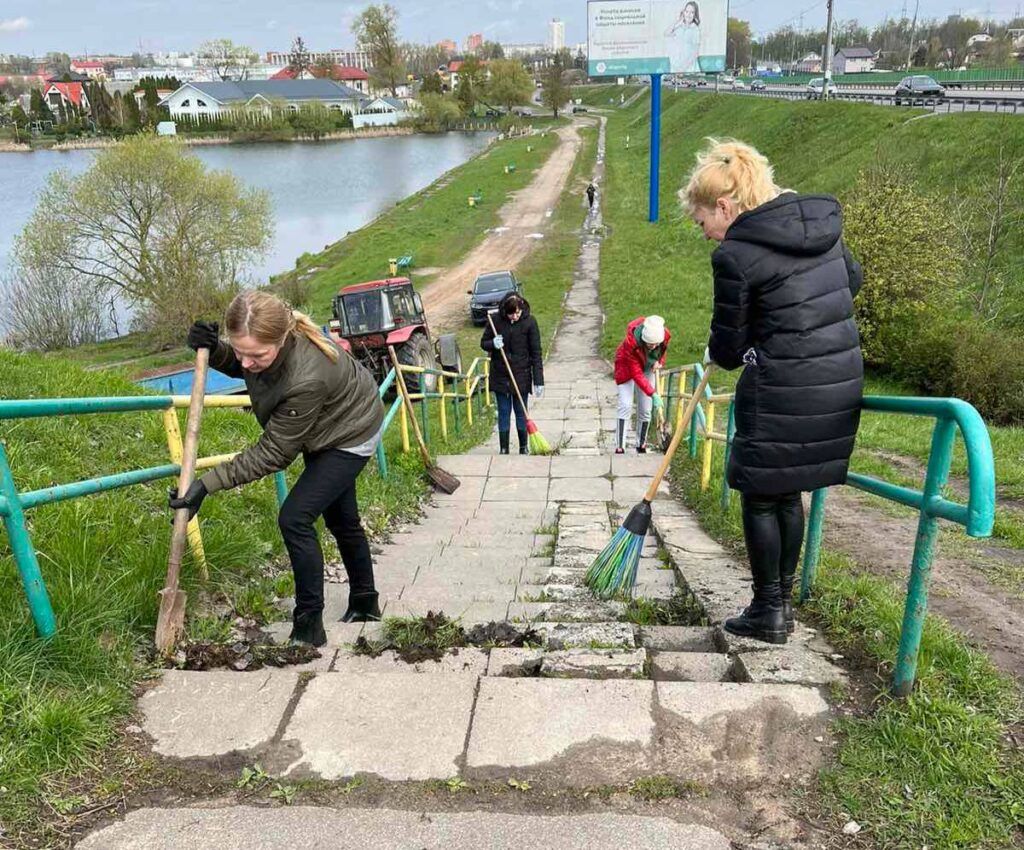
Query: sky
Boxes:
[{"xmin": 1, "ymin": 0, "xmax": 1022, "ymax": 57}]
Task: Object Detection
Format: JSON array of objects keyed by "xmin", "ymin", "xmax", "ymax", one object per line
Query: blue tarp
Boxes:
[{"xmin": 135, "ymin": 367, "xmax": 247, "ymax": 396}]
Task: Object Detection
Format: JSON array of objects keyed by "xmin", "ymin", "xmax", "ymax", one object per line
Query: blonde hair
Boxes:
[
  {"xmin": 225, "ymin": 290, "xmax": 339, "ymax": 363},
  {"xmin": 680, "ymin": 137, "xmax": 782, "ymax": 215}
]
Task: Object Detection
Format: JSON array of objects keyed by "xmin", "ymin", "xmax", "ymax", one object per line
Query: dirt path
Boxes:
[
  {"xmin": 420, "ymin": 122, "xmax": 587, "ymax": 332},
  {"xmin": 823, "ymin": 485, "xmax": 1024, "ymax": 683}
]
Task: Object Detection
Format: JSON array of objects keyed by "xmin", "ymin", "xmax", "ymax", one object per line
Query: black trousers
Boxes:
[
  {"xmin": 740, "ymin": 492, "xmax": 805, "ymax": 589},
  {"xmin": 278, "ymin": 449, "xmax": 375, "ymax": 617}
]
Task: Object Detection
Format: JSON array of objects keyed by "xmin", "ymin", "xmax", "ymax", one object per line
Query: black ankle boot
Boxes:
[
  {"xmin": 723, "ymin": 586, "xmax": 787, "ymax": 645},
  {"xmin": 341, "ymin": 591, "xmax": 381, "ymax": 623},
  {"xmin": 289, "ymin": 610, "xmax": 327, "ymax": 647},
  {"xmin": 517, "ymin": 429, "xmax": 529, "ymax": 455},
  {"xmin": 616, "ymin": 419, "xmax": 626, "ymax": 454},
  {"xmin": 779, "ymin": 575, "xmax": 796, "ymax": 634},
  {"xmin": 499, "ymin": 431, "xmax": 510, "ymax": 455}
]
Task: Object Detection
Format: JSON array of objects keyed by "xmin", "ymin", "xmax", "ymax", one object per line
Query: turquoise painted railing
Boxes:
[
  {"xmin": 0, "ymin": 356, "xmax": 491, "ymax": 639},
  {"xmin": 661, "ymin": 368, "xmax": 997, "ymax": 697}
]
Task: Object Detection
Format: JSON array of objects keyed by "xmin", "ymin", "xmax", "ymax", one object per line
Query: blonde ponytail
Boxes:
[
  {"xmin": 224, "ymin": 290, "xmax": 339, "ymax": 363},
  {"xmin": 680, "ymin": 137, "xmax": 782, "ymax": 215}
]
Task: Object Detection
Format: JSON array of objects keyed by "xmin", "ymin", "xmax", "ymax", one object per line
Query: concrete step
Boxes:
[{"xmin": 487, "ymin": 647, "xmax": 647, "ymax": 679}]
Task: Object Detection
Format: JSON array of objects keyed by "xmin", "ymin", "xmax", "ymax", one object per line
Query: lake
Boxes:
[{"xmin": 0, "ymin": 132, "xmax": 493, "ymax": 326}]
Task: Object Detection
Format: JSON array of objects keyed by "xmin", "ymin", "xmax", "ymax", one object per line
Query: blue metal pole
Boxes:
[
  {"xmin": 375, "ymin": 442, "xmax": 388, "ymax": 480},
  {"xmin": 274, "ymin": 471, "xmax": 288, "ymax": 507},
  {"xmin": 0, "ymin": 396, "xmax": 172, "ymax": 419},
  {"xmin": 0, "ymin": 442, "xmax": 57, "ymax": 638},
  {"xmin": 19, "ymin": 464, "xmax": 182, "ymax": 510},
  {"xmin": 648, "ymin": 74, "xmax": 662, "ymax": 223}
]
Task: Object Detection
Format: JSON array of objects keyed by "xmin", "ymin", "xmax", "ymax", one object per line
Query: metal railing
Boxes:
[
  {"xmin": 0, "ymin": 356, "xmax": 491, "ymax": 639},
  {"xmin": 659, "ymin": 364, "xmax": 996, "ymax": 697}
]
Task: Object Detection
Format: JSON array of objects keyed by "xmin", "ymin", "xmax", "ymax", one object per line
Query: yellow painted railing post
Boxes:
[
  {"xmin": 399, "ymin": 396, "xmax": 410, "ymax": 453},
  {"xmin": 162, "ymin": 408, "xmax": 208, "ymax": 580},
  {"xmin": 701, "ymin": 401, "xmax": 716, "ymax": 492},
  {"xmin": 438, "ymin": 374, "xmax": 448, "ymax": 441},
  {"xmin": 484, "ymin": 360, "xmax": 491, "ymax": 406},
  {"xmin": 466, "ymin": 371, "xmax": 474, "ymax": 426}
]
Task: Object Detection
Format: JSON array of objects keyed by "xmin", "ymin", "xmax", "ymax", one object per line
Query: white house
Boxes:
[
  {"xmin": 353, "ymin": 96, "xmax": 412, "ymax": 128},
  {"xmin": 159, "ymin": 79, "xmax": 364, "ymax": 120},
  {"xmin": 832, "ymin": 47, "xmax": 875, "ymax": 74},
  {"xmin": 796, "ymin": 52, "xmax": 822, "ymax": 73}
]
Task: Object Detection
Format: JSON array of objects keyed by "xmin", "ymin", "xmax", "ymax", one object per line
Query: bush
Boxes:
[{"xmin": 843, "ymin": 163, "xmax": 962, "ymax": 366}]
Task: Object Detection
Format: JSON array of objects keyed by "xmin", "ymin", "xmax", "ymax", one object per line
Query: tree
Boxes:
[
  {"xmin": 29, "ymin": 89, "xmax": 55, "ymax": 124},
  {"xmin": 485, "ymin": 59, "xmax": 533, "ymax": 112},
  {"xmin": 540, "ymin": 55, "xmax": 570, "ymax": 118},
  {"xmin": 352, "ymin": 4, "xmax": 406, "ymax": 97},
  {"xmin": 727, "ymin": 18, "xmax": 752, "ymax": 70},
  {"xmin": 1, "ymin": 264, "xmax": 108, "ymax": 350},
  {"xmin": 479, "ymin": 41, "xmax": 505, "ymax": 60},
  {"xmin": 45, "ymin": 52, "xmax": 72, "ymax": 76},
  {"xmin": 455, "ymin": 72, "xmax": 475, "ymax": 113},
  {"xmin": 413, "ymin": 93, "xmax": 461, "ymax": 132},
  {"xmin": 199, "ymin": 39, "xmax": 258, "ymax": 81},
  {"xmin": 288, "ymin": 36, "xmax": 312, "ymax": 77},
  {"xmin": 419, "ymin": 71, "xmax": 443, "ymax": 95},
  {"xmin": 313, "ymin": 55, "xmax": 335, "ymax": 79},
  {"xmin": 13, "ymin": 136, "xmax": 273, "ymax": 345},
  {"xmin": 288, "ymin": 103, "xmax": 335, "ymax": 140}
]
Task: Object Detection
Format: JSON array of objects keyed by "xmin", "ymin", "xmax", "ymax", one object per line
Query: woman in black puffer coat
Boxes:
[
  {"xmin": 682, "ymin": 138, "xmax": 863, "ymax": 645},
  {"xmin": 481, "ymin": 293, "xmax": 544, "ymax": 454}
]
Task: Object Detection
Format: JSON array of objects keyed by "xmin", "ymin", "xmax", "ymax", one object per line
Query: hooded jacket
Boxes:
[
  {"xmin": 614, "ymin": 316, "xmax": 672, "ymax": 396},
  {"xmin": 708, "ymin": 193, "xmax": 864, "ymax": 496},
  {"xmin": 480, "ymin": 293, "xmax": 544, "ymax": 397}
]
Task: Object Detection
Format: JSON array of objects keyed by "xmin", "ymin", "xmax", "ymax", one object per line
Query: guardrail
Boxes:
[
  {"xmin": 659, "ymin": 364, "xmax": 996, "ymax": 697},
  {"xmin": 0, "ymin": 356, "xmax": 491, "ymax": 640},
  {"xmin": 734, "ymin": 87, "xmax": 1024, "ymax": 114}
]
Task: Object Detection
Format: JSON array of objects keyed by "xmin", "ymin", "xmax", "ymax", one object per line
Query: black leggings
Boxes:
[
  {"xmin": 278, "ymin": 449, "xmax": 375, "ymax": 617},
  {"xmin": 740, "ymin": 492, "xmax": 805, "ymax": 589}
]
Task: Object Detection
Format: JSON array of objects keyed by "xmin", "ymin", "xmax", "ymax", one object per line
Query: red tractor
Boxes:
[{"xmin": 327, "ymin": 277, "xmax": 461, "ymax": 394}]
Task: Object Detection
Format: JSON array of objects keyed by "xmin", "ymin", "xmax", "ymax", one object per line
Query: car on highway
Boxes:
[
  {"xmin": 750, "ymin": 79, "xmax": 767, "ymax": 91},
  {"xmin": 894, "ymin": 75, "xmax": 946, "ymax": 103},
  {"xmin": 571, "ymin": 105, "xmax": 588, "ymax": 113},
  {"xmin": 806, "ymin": 77, "xmax": 839, "ymax": 99},
  {"xmin": 731, "ymin": 79, "xmax": 747, "ymax": 90},
  {"xmin": 468, "ymin": 270, "xmax": 522, "ymax": 325}
]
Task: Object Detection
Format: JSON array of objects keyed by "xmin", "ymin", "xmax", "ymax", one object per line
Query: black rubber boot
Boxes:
[
  {"xmin": 777, "ymin": 494, "xmax": 805, "ymax": 635},
  {"xmin": 615, "ymin": 419, "xmax": 626, "ymax": 454},
  {"xmin": 289, "ymin": 610, "xmax": 327, "ymax": 647},
  {"xmin": 723, "ymin": 588, "xmax": 787, "ymax": 645},
  {"xmin": 779, "ymin": 573, "xmax": 796, "ymax": 634},
  {"xmin": 517, "ymin": 429, "xmax": 529, "ymax": 455},
  {"xmin": 340, "ymin": 591, "xmax": 381, "ymax": 623},
  {"xmin": 499, "ymin": 431, "xmax": 510, "ymax": 455},
  {"xmin": 636, "ymin": 421, "xmax": 650, "ymax": 454}
]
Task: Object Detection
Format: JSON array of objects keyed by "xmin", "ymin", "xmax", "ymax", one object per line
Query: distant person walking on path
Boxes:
[
  {"xmin": 481, "ymin": 293, "xmax": 545, "ymax": 455},
  {"xmin": 171, "ymin": 291, "xmax": 386, "ymax": 647},
  {"xmin": 613, "ymin": 315, "xmax": 671, "ymax": 454},
  {"xmin": 586, "ymin": 182, "xmax": 597, "ymax": 209},
  {"xmin": 682, "ymin": 138, "xmax": 863, "ymax": 645}
]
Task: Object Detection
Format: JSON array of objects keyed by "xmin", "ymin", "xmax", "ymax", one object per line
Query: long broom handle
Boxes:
[
  {"xmin": 388, "ymin": 345, "xmax": 433, "ymax": 468},
  {"xmin": 165, "ymin": 347, "xmax": 209, "ymax": 592},
  {"xmin": 645, "ymin": 366, "xmax": 715, "ymax": 502},
  {"xmin": 486, "ymin": 312, "xmax": 531, "ymax": 414}
]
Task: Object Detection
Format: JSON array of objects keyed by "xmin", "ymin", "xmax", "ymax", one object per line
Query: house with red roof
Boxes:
[
  {"xmin": 44, "ymin": 81, "xmax": 90, "ymax": 114},
  {"xmin": 70, "ymin": 60, "xmax": 107, "ymax": 80},
  {"xmin": 270, "ymin": 64, "xmax": 371, "ymax": 94}
]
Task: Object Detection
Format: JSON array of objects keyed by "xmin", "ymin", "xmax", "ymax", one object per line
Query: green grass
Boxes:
[
  {"xmin": 571, "ymin": 84, "xmax": 642, "ymax": 107},
  {"xmin": 0, "ymin": 350, "xmax": 493, "ymax": 843},
  {"xmin": 596, "ymin": 92, "xmax": 1024, "ymax": 547}
]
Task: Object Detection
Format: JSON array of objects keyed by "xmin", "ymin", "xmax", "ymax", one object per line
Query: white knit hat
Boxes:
[{"xmin": 641, "ymin": 315, "xmax": 666, "ymax": 345}]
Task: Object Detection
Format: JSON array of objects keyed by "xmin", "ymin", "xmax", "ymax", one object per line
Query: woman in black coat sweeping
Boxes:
[
  {"xmin": 481, "ymin": 293, "xmax": 544, "ymax": 454},
  {"xmin": 682, "ymin": 138, "xmax": 864, "ymax": 645}
]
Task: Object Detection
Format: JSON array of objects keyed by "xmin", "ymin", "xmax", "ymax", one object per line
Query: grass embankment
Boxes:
[
  {"xmin": 598, "ymin": 95, "xmax": 1024, "ymax": 848},
  {"xmin": 571, "ymin": 84, "xmax": 642, "ymax": 107}
]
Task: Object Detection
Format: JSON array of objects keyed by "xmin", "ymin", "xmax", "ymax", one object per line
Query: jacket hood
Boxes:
[
  {"xmin": 498, "ymin": 291, "xmax": 532, "ymax": 320},
  {"xmin": 724, "ymin": 193, "xmax": 843, "ymax": 256}
]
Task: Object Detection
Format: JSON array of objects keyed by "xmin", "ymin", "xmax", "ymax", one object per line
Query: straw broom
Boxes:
[
  {"xmin": 486, "ymin": 311, "xmax": 551, "ymax": 455},
  {"xmin": 586, "ymin": 366, "xmax": 716, "ymax": 598}
]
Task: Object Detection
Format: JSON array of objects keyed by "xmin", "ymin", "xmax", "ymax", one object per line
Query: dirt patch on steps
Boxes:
[
  {"xmin": 822, "ymin": 486, "xmax": 1024, "ymax": 683},
  {"xmin": 419, "ymin": 122, "xmax": 588, "ymax": 333}
]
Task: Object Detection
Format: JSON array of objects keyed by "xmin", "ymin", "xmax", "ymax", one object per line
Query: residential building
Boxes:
[
  {"xmin": 70, "ymin": 60, "xmax": 107, "ymax": 79},
  {"xmin": 796, "ymin": 52, "xmax": 822, "ymax": 73},
  {"xmin": 270, "ymin": 64, "xmax": 371, "ymax": 94},
  {"xmin": 438, "ymin": 39, "xmax": 457, "ymax": 54},
  {"xmin": 353, "ymin": 96, "xmax": 411, "ymax": 128},
  {"xmin": 160, "ymin": 79, "xmax": 364, "ymax": 120},
  {"xmin": 501, "ymin": 42, "xmax": 545, "ymax": 58},
  {"xmin": 832, "ymin": 46, "xmax": 875, "ymax": 74},
  {"xmin": 265, "ymin": 49, "xmax": 371, "ymax": 70},
  {"xmin": 465, "ymin": 33, "xmax": 484, "ymax": 53},
  {"xmin": 44, "ymin": 79, "xmax": 90, "ymax": 113},
  {"xmin": 113, "ymin": 66, "xmax": 215, "ymax": 83},
  {"xmin": 549, "ymin": 19, "xmax": 565, "ymax": 52}
]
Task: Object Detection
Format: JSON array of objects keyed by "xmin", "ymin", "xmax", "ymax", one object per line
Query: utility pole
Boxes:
[
  {"xmin": 822, "ymin": 0, "xmax": 835, "ymax": 100},
  {"xmin": 906, "ymin": 0, "xmax": 920, "ymax": 70}
]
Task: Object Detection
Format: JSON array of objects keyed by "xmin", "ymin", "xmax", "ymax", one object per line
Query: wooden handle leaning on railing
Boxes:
[{"xmin": 645, "ymin": 366, "xmax": 715, "ymax": 502}]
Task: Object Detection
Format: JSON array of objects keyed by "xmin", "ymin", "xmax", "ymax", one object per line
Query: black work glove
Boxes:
[
  {"xmin": 187, "ymin": 321, "xmax": 220, "ymax": 352},
  {"xmin": 168, "ymin": 480, "xmax": 208, "ymax": 521}
]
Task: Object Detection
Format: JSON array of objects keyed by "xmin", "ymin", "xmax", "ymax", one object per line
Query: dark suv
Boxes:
[
  {"xmin": 894, "ymin": 75, "xmax": 946, "ymax": 103},
  {"xmin": 468, "ymin": 270, "xmax": 521, "ymax": 325}
]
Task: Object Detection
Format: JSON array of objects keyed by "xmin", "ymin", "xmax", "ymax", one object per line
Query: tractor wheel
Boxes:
[
  {"xmin": 436, "ymin": 333, "xmax": 463, "ymax": 376},
  {"xmin": 398, "ymin": 334, "xmax": 438, "ymax": 396}
]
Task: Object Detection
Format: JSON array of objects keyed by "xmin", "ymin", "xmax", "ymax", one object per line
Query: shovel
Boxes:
[{"xmin": 155, "ymin": 347, "xmax": 209, "ymax": 654}]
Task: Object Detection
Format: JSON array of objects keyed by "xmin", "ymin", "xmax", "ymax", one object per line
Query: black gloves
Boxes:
[
  {"xmin": 168, "ymin": 480, "xmax": 208, "ymax": 520},
  {"xmin": 187, "ymin": 321, "xmax": 220, "ymax": 352}
]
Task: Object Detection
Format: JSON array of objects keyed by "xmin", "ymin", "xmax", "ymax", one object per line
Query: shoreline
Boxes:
[{"xmin": 0, "ymin": 123, "xmax": 508, "ymax": 154}]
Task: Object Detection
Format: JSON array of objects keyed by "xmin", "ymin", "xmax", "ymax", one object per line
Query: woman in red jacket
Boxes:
[{"xmin": 613, "ymin": 315, "xmax": 670, "ymax": 454}]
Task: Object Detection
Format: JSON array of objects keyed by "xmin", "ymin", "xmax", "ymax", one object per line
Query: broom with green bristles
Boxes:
[
  {"xmin": 586, "ymin": 366, "xmax": 716, "ymax": 598},
  {"xmin": 486, "ymin": 311, "xmax": 552, "ymax": 455}
]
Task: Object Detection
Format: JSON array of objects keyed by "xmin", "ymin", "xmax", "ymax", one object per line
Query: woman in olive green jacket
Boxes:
[{"xmin": 170, "ymin": 290, "xmax": 385, "ymax": 646}]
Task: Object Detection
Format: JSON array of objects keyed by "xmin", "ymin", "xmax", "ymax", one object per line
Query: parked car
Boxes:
[
  {"xmin": 511, "ymin": 106, "xmax": 534, "ymax": 117},
  {"xmin": 806, "ymin": 77, "xmax": 839, "ymax": 99},
  {"xmin": 468, "ymin": 270, "xmax": 522, "ymax": 325},
  {"xmin": 894, "ymin": 75, "xmax": 946, "ymax": 104},
  {"xmin": 572, "ymin": 105, "xmax": 588, "ymax": 113},
  {"xmin": 750, "ymin": 79, "xmax": 767, "ymax": 91},
  {"xmin": 732, "ymin": 79, "xmax": 747, "ymax": 90}
]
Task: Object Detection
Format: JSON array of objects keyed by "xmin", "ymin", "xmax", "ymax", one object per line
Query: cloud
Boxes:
[
  {"xmin": 266, "ymin": 19, "xmax": 278, "ymax": 29},
  {"xmin": 0, "ymin": 16, "xmax": 31, "ymax": 33}
]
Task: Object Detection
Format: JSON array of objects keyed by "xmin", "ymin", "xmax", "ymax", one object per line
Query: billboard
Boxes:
[{"xmin": 587, "ymin": 0, "xmax": 728, "ymax": 77}]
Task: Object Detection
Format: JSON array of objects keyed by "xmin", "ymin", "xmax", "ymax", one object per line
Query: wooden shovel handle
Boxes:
[
  {"xmin": 388, "ymin": 345, "xmax": 433, "ymax": 467},
  {"xmin": 486, "ymin": 312, "xmax": 530, "ymax": 412},
  {"xmin": 645, "ymin": 366, "xmax": 715, "ymax": 502},
  {"xmin": 165, "ymin": 347, "xmax": 209, "ymax": 592}
]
